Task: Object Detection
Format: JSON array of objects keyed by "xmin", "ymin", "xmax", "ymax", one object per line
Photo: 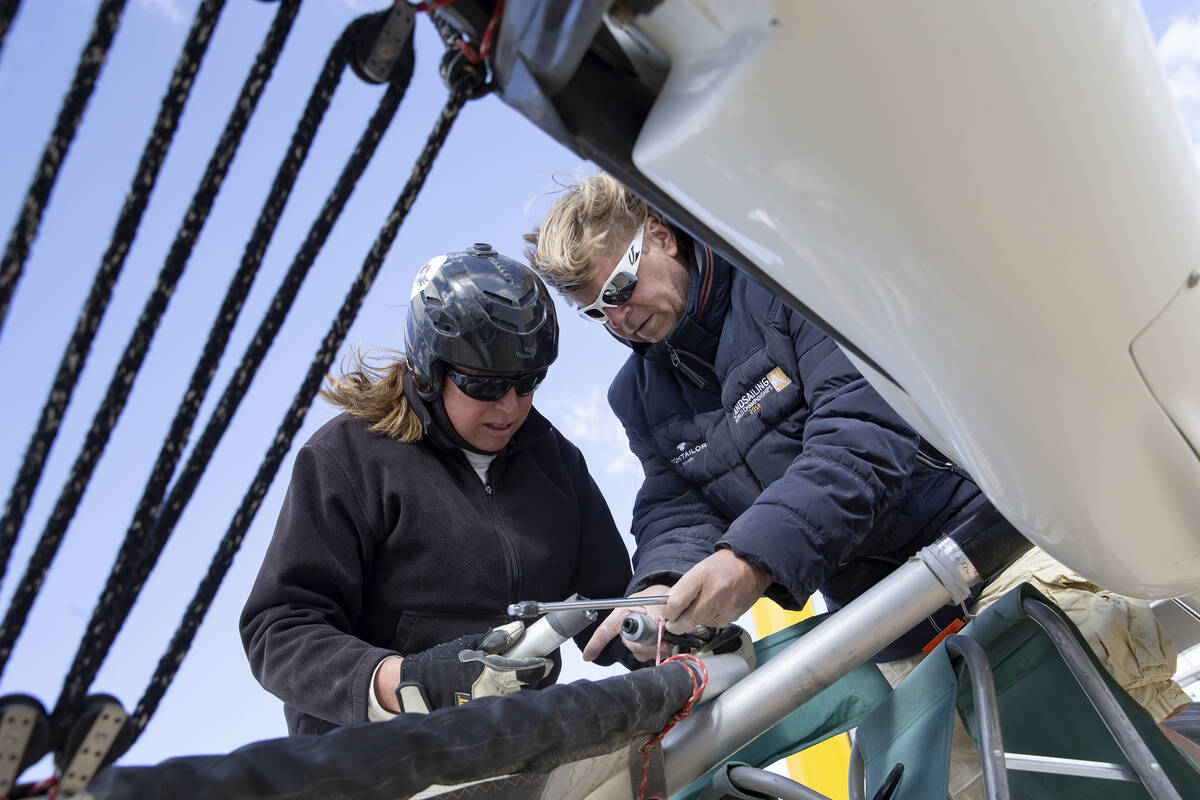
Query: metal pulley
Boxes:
[
  {"xmin": 439, "ymin": 47, "xmax": 490, "ymax": 99},
  {"xmin": 349, "ymin": 3, "xmax": 417, "ymax": 85}
]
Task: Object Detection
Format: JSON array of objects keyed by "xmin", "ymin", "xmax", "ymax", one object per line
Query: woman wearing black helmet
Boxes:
[{"xmin": 240, "ymin": 245, "xmax": 636, "ymax": 736}]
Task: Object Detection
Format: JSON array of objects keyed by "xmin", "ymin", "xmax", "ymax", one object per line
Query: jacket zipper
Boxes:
[
  {"xmin": 915, "ymin": 447, "xmax": 970, "ymax": 479},
  {"xmin": 483, "ymin": 478, "xmax": 521, "ymax": 601},
  {"xmin": 663, "ymin": 341, "xmax": 719, "ymax": 389}
]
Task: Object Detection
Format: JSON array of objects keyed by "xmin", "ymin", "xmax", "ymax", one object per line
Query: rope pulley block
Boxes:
[
  {"xmin": 0, "ymin": 694, "xmax": 50, "ymax": 796},
  {"xmin": 55, "ymin": 694, "xmax": 133, "ymax": 796},
  {"xmin": 439, "ymin": 48, "xmax": 489, "ymax": 99},
  {"xmin": 349, "ymin": 3, "xmax": 417, "ymax": 85}
]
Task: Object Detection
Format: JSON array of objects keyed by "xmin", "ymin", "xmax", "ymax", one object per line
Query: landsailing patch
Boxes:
[{"xmin": 732, "ymin": 366, "xmax": 792, "ymax": 423}]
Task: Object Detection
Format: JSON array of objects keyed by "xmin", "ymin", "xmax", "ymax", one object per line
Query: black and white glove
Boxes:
[{"xmin": 395, "ymin": 621, "xmax": 552, "ymax": 714}]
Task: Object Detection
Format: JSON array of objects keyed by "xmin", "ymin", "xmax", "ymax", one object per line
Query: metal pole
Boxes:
[
  {"xmin": 662, "ymin": 551, "xmax": 964, "ymax": 794},
  {"xmin": 727, "ymin": 765, "xmax": 833, "ymax": 800},
  {"xmin": 847, "ymin": 737, "xmax": 867, "ymax": 800},
  {"xmin": 943, "ymin": 635, "xmax": 1010, "ymax": 800},
  {"xmin": 1004, "ymin": 753, "xmax": 1138, "ymax": 782},
  {"xmin": 1022, "ymin": 599, "xmax": 1183, "ymax": 800}
]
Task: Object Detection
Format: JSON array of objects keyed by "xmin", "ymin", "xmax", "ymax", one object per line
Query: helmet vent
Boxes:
[
  {"xmin": 429, "ymin": 309, "xmax": 458, "ymax": 335},
  {"xmin": 490, "ymin": 318, "xmax": 519, "ymax": 333},
  {"xmin": 482, "ymin": 289, "xmax": 519, "ymax": 307}
]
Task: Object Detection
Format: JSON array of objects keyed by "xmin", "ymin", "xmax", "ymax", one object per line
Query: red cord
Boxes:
[
  {"xmin": 407, "ymin": 0, "xmax": 505, "ymax": 65},
  {"xmin": 459, "ymin": 0, "xmax": 504, "ymax": 64},
  {"xmin": 4, "ymin": 776, "xmax": 59, "ymax": 800},
  {"xmin": 637, "ymin": 653, "xmax": 708, "ymax": 800}
]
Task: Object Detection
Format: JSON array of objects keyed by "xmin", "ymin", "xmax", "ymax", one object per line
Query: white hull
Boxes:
[{"xmin": 629, "ymin": 0, "xmax": 1200, "ymax": 598}]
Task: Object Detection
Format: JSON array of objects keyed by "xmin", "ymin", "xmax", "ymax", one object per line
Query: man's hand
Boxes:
[
  {"xmin": 582, "ymin": 584, "xmax": 673, "ymax": 663},
  {"xmin": 664, "ymin": 549, "xmax": 772, "ymax": 634}
]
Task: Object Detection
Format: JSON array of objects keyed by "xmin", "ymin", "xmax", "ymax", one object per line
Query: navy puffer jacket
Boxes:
[{"xmin": 610, "ymin": 240, "xmax": 982, "ymax": 633}]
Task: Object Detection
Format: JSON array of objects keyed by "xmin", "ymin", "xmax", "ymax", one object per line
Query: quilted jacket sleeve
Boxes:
[
  {"xmin": 717, "ymin": 309, "xmax": 921, "ymax": 605},
  {"xmin": 624, "ymin": 425, "xmax": 733, "ymax": 593}
]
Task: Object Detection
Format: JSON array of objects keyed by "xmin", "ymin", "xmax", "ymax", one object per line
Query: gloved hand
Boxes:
[{"xmin": 395, "ymin": 621, "xmax": 552, "ymax": 714}]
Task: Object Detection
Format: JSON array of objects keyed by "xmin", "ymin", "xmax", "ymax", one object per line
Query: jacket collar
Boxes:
[{"xmin": 629, "ymin": 238, "xmax": 732, "ymax": 371}]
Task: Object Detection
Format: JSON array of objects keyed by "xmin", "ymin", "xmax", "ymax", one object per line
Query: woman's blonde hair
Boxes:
[
  {"xmin": 524, "ymin": 173, "xmax": 648, "ymax": 295},
  {"xmin": 319, "ymin": 347, "xmax": 423, "ymax": 442}
]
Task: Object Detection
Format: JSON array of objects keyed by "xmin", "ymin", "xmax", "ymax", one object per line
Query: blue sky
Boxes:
[{"xmin": 0, "ymin": 0, "xmax": 1197, "ymax": 774}]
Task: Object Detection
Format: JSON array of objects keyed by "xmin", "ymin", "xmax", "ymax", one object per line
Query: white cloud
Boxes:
[
  {"xmin": 1157, "ymin": 15, "xmax": 1200, "ymax": 161},
  {"xmin": 136, "ymin": 0, "xmax": 184, "ymax": 23},
  {"xmin": 550, "ymin": 386, "xmax": 641, "ymax": 478}
]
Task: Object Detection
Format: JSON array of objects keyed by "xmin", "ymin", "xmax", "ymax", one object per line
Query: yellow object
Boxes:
[{"xmin": 749, "ymin": 598, "xmax": 851, "ymax": 800}]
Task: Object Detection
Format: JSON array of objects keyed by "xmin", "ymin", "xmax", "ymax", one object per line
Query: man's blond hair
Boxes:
[{"xmin": 524, "ymin": 173, "xmax": 648, "ymax": 295}]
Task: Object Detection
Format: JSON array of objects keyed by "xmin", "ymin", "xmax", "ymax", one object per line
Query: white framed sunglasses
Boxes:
[{"xmin": 576, "ymin": 224, "xmax": 644, "ymax": 322}]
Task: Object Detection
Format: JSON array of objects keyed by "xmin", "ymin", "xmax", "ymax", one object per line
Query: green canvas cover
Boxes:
[
  {"xmin": 857, "ymin": 584, "xmax": 1200, "ymax": 799},
  {"xmin": 677, "ymin": 613, "xmax": 893, "ymax": 800},
  {"xmin": 854, "ymin": 644, "xmax": 957, "ymax": 799},
  {"xmin": 953, "ymin": 583, "xmax": 1200, "ymax": 799}
]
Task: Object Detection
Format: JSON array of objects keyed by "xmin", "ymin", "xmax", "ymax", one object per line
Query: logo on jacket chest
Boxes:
[
  {"xmin": 732, "ymin": 366, "xmax": 793, "ymax": 423},
  {"xmin": 671, "ymin": 440, "xmax": 708, "ymax": 466}
]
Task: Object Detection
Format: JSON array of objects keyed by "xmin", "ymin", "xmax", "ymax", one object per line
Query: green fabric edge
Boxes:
[
  {"xmin": 674, "ymin": 613, "xmax": 893, "ymax": 800},
  {"xmin": 950, "ymin": 583, "xmax": 1200, "ymax": 799}
]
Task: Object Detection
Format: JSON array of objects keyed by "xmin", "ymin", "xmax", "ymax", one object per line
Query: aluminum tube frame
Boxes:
[
  {"xmin": 1023, "ymin": 598, "xmax": 1183, "ymax": 800},
  {"xmin": 1004, "ymin": 753, "xmax": 1138, "ymax": 782},
  {"xmin": 847, "ymin": 737, "xmax": 867, "ymax": 800},
  {"xmin": 727, "ymin": 765, "xmax": 833, "ymax": 800},
  {"xmin": 695, "ymin": 653, "xmax": 751, "ymax": 702},
  {"xmin": 661, "ymin": 554, "xmax": 960, "ymax": 794},
  {"xmin": 943, "ymin": 635, "xmax": 1010, "ymax": 800}
]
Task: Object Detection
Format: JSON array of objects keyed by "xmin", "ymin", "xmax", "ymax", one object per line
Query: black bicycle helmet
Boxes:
[{"xmin": 405, "ymin": 243, "xmax": 559, "ymax": 393}]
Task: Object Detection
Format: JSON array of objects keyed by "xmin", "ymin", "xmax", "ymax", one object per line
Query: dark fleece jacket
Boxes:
[{"xmin": 240, "ymin": 407, "xmax": 633, "ymax": 735}]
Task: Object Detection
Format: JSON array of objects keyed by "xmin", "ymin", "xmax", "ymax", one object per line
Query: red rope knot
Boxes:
[{"xmin": 637, "ymin": 653, "xmax": 709, "ymax": 800}]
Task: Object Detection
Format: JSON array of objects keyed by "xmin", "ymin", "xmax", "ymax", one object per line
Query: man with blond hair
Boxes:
[{"xmin": 525, "ymin": 172, "xmax": 1197, "ymax": 793}]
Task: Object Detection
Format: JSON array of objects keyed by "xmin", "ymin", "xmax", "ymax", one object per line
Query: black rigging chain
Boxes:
[
  {"xmin": 131, "ymin": 63, "xmax": 488, "ymax": 741},
  {"xmin": 0, "ymin": 0, "xmax": 128, "ymax": 335},
  {"xmin": 0, "ymin": 0, "xmax": 301, "ymax": 678},
  {"xmin": 53, "ymin": 14, "xmax": 414, "ymax": 723},
  {"xmin": 0, "ymin": 0, "xmax": 22, "ymax": 63},
  {"xmin": 0, "ymin": 0, "xmax": 226, "ymax": 638}
]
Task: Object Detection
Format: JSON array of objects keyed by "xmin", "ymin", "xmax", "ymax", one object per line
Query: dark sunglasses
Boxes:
[{"xmin": 445, "ymin": 367, "xmax": 547, "ymax": 401}]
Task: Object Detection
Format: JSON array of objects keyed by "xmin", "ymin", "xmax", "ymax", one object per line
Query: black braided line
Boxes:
[
  {"xmin": 52, "ymin": 20, "xmax": 388, "ymax": 720},
  {"xmin": 0, "ymin": 0, "xmax": 300, "ymax": 682},
  {"xmin": 0, "ymin": 0, "xmax": 225, "ymax": 634},
  {"xmin": 0, "ymin": 0, "xmax": 128, "ymax": 334},
  {"xmin": 128, "ymin": 46, "xmax": 416, "ymax": 621},
  {"xmin": 0, "ymin": 0, "xmax": 22, "ymax": 63},
  {"xmin": 132, "ymin": 81, "xmax": 476, "ymax": 737},
  {"xmin": 427, "ymin": 9, "xmax": 461, "ymax": 50}
]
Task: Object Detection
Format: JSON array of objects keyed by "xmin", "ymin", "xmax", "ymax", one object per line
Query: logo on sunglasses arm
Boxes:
[{"xmin": 626, "ymin": 240, "xmax": 641, "ymax": 267}]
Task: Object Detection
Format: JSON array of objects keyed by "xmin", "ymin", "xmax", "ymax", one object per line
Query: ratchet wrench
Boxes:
[{"xmin": 507, "ymin": 595, "xmax": 669, "ymax": 619}]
